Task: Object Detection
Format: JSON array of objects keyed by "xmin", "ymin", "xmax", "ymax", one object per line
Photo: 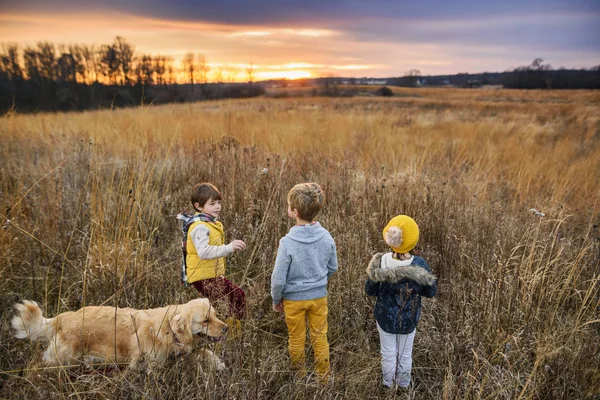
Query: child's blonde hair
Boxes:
[{"xmin": 287, "ymin": 182, "xmax": 325, "ymax": 221}]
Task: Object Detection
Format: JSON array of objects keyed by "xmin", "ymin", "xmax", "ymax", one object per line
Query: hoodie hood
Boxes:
[
  {"xmin": 366, "ymin": 253, "xmax": 437, "ymax": 286},
  {"xmin": 286, "ymin": 221, "xmax": 327, "ymax": 244}
]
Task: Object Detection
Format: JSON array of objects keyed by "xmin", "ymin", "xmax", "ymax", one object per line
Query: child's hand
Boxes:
[
  {"xmin": 229, "ymin": 240, "xmax": 246, "ymax": 252},
  {"xmin": 272, "ymin": 303, "xmax": 284, "ymax": 314}
]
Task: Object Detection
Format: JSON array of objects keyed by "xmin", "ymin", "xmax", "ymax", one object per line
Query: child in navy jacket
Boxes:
[{"xmin": 365, "ymin": 215, "xmax": 437, "ymax": 389}]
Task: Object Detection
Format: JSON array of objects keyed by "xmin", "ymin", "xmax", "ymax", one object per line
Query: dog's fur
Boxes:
[{"xmin": 11, "ymin": 298, "xmax": 227, "ymax": 370}]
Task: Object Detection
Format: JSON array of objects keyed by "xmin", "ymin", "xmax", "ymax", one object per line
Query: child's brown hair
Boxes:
[{"xmin": 191, "ymin": 182, "xmax": 222, "ymax": 212}]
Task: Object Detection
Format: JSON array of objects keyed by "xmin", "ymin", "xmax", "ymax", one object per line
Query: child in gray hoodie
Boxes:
[{"xmin": 271, "ymin": 182, "xmax": 338, "ymax": 381}]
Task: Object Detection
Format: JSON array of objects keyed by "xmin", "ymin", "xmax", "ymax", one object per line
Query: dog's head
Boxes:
[{"xmin": 175, "ymin": 298, "xmax": 227, "ymax": 340}]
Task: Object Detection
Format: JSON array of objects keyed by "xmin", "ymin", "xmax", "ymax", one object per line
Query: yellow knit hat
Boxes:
[{"xmin": 382, "ymin": 215, "xmax": 419, "ymax": 253}]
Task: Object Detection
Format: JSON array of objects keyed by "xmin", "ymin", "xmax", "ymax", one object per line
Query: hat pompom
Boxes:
[{"xmin": 384, "ymin": 226, "xmax": 403, "ymax": 248}]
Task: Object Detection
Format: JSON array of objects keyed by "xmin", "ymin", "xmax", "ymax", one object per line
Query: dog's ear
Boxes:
[
  {"xmin": 188, "ymin": 298, "xmax": 211, "ymax": 309},
  {"xmin": 187, "ymin": 299, "xmax": 211, "ymax": 319},
  {"xmin": 199, "ymin": 298, "xmax": 211, "ymax": 315},
  {"xmin": 172, "ymin": 313, "xmax": 187, "ymax": 333}
]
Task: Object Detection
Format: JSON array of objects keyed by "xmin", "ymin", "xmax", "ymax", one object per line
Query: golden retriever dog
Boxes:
[{"xmin": 11, "ymin": 298, "xmax": 227, "ymax": 370}]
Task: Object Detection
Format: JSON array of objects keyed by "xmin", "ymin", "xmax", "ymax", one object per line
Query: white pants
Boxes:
[{"xmin": 377, "ymin": 322, "xmax": 416, "ymax": 388}]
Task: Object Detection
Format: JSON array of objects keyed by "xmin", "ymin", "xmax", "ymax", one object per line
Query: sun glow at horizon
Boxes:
[
  {"xmin": 255, "ymin": 70, "xmax": 313, "ymax": 80},
  {"xmin": 0, "ymin": 11, "xmax": 495, "ymax": 80}
]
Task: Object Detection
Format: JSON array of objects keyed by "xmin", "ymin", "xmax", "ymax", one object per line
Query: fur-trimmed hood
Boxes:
[{"xmin": 366, "ymin": 253, "xmax": 437, "ymax": 286}]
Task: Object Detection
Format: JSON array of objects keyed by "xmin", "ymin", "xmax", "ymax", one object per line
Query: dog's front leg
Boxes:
[{"xmin": 199, "ymin": 348, "xmax": 226, "ymax": 372}]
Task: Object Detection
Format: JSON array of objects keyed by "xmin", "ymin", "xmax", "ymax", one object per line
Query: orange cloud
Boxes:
[
  {"xmin": 231, "ymin": 28, "xmax": 336, "ymax": 37},
  {"xmin": 7, "ymin": 9, "xmax": 587, "ymax": 78}
]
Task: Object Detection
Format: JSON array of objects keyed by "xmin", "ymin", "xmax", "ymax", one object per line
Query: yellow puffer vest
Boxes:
[{"xmin": 185, "ymin": 219, "xmax": 226, "ymax": 283}]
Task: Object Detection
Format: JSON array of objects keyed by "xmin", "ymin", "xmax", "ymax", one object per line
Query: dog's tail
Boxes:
[{"xmin": 11, "ymin": 300, "xmax": 54, "ymax": 342}]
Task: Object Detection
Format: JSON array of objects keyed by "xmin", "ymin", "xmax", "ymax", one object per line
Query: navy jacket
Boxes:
[{"xmin": 365, "ymin": 253, "xmax": 437, "ymax": 334}]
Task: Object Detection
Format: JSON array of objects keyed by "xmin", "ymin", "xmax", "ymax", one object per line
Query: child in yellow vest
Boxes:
[
  {"xmin": 271, "ymin": 182, "xmax": 338, "ymax": 382},
  {"xmin": 185, "ymin": 183, "xmax": 247, "ymax": 325}
]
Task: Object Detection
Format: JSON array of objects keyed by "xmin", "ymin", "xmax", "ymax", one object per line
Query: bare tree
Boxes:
[
  {"xmin": 1, "ymin": 44, "xmax": 23, "ymax": 80},
  {"xmin": 99, "ymin": 43, "xmax": 119, "ymax": 84},
  {"xmin": 225, "ymin": 64, "xmax": 237, "ymax": 83},
  {"xmin": 197, "ymin": 54, "xmax": 210, "ymax": 84},
  {"xmin": 531, "ymin": 58, "xmax": 546, "ymax": 70},
  {"xmin": 69, "ymin": 45, "xmax": 87, "ymax": 83},
  {"xmin": 114, "ymin": 36, "xmax": 134, "ymax": 85},
  {"xmin": 56, "ymin": 51, "xmax": 77, "ymax": 83},
  {"xmin": 80, "ymin": 44, "xmax": 99, "ymax": 83},
  {"xmin": 214, "ymin": 65, "xmax": 224, "ymax": 84},
  {"xmin": 404, "ymin": 69, "xmax": 421, "ymax": 87},
  {"xmin": 154, "ymin": 55, "xmax": 168, "ymax": 86},
  {"xmin": 37, "ymin": 42, "xmax": 56, "ymax": 81},
  {"xmin": 182, "ymin": 52, "xmax": 196, "ymax": 90},
  {"xmin": 164, "ymin": 56, "xmax": 174, "ymax": 85},
  {"xmin": 529, "ymin": 58, "xmax": 553, "ymax": 88},
  {"xmin": 135, "ymin": 54, "xmax": 154, "ymax": 85},
  {"xmin": 246, "ymin": 62, "xmax": 255, "ymax": 83},
  {"xmin": 222, "ymin": 64, "xmax": 231, "ymax": 83},
  {"xmin": 322, "ymin": 73, "xmax": 338, "ymax": 96},
  {"xmin": 23, "ymin": 46, "xmax": 41, "ymax": 80}
]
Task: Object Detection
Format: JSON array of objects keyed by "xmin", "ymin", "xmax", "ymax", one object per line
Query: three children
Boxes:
[{"xmin": 182, "ymin": 181, "xmax": 436, "ymax": 388}]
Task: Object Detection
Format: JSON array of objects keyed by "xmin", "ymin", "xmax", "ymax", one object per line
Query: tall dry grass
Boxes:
[{"xmin": 0, "ymin": 89, "xmax": 599, "ymax": 399}]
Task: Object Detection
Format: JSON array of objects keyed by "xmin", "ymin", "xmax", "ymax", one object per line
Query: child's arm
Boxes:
[
  {"xmin": 191, "ymin": 225, "xmax": 235, "ymax": 260},
  {"xmin": 271, "ymin": 240, "xmax": 291, "ymax": 306},
  {"xmin": 365, "ymin": 279, "xmax": 381, "ymax": 296},
  {"xmin": 419, "ymin": 278, "xmax": 437, "ymax": 298},
  {"xmin": 327, "ymin": 240, "xmax": 338, "ymax": 278},
  {"xmin": 417, "ymin": 260, "xmax": 437, "ymax": 298},
  {"xmin": 365, "ymin": 253, "xmax": 383, "ymax": 296}
]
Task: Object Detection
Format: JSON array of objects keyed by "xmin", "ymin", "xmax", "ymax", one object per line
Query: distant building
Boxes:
[
  {"xmin": 368, "ymin": 79, "xmax": 388, "ymax": 85},
  {"xmin": 342, "ymin": 78, "xmax": 387, "ymax": 85}
]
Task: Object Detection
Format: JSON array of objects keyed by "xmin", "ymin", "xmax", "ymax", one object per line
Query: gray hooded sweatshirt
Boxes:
[{"xmin": 271, "ymin": 222, "xmax": 338, "ymax": 304}]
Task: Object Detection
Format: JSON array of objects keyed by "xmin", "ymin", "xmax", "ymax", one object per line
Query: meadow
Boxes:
[{"xmin": 0, "ymin": 88, "xmax": 599, "ymax": 399}]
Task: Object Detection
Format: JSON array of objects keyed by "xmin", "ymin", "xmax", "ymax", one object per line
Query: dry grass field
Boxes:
[{"xmin": 1, "ymin": 88, "xmax": 599, "ymax": 399}]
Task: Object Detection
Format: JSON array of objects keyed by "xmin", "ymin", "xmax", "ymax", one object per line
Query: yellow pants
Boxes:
[{"xmin": 282, "ymin": 297, "xmax": 330, "ymax": 379}]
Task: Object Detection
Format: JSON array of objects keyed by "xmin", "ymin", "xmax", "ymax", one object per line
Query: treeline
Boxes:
[
  {"xmin": 388, "ymin": 72, "xmax": 505, "ymax": 88},
  {"xmin": 386, "ymin": 59, "xmax": 600, "ymax": 89},
  {"xmin": 2, "ymin": 36, "xmax": 599, "ymax": 114},
  {"xmin": 0, "ymin": 36, "xmax": 264, "ymax": 114},
  {"xmin": 502, "ymin": 58, "xmax": 600, "ymax": 89}
]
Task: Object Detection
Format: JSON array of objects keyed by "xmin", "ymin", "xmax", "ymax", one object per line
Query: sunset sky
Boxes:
[{"xmin": 1, "ymin": 0, "xmax": 599, "ymax": 81}]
